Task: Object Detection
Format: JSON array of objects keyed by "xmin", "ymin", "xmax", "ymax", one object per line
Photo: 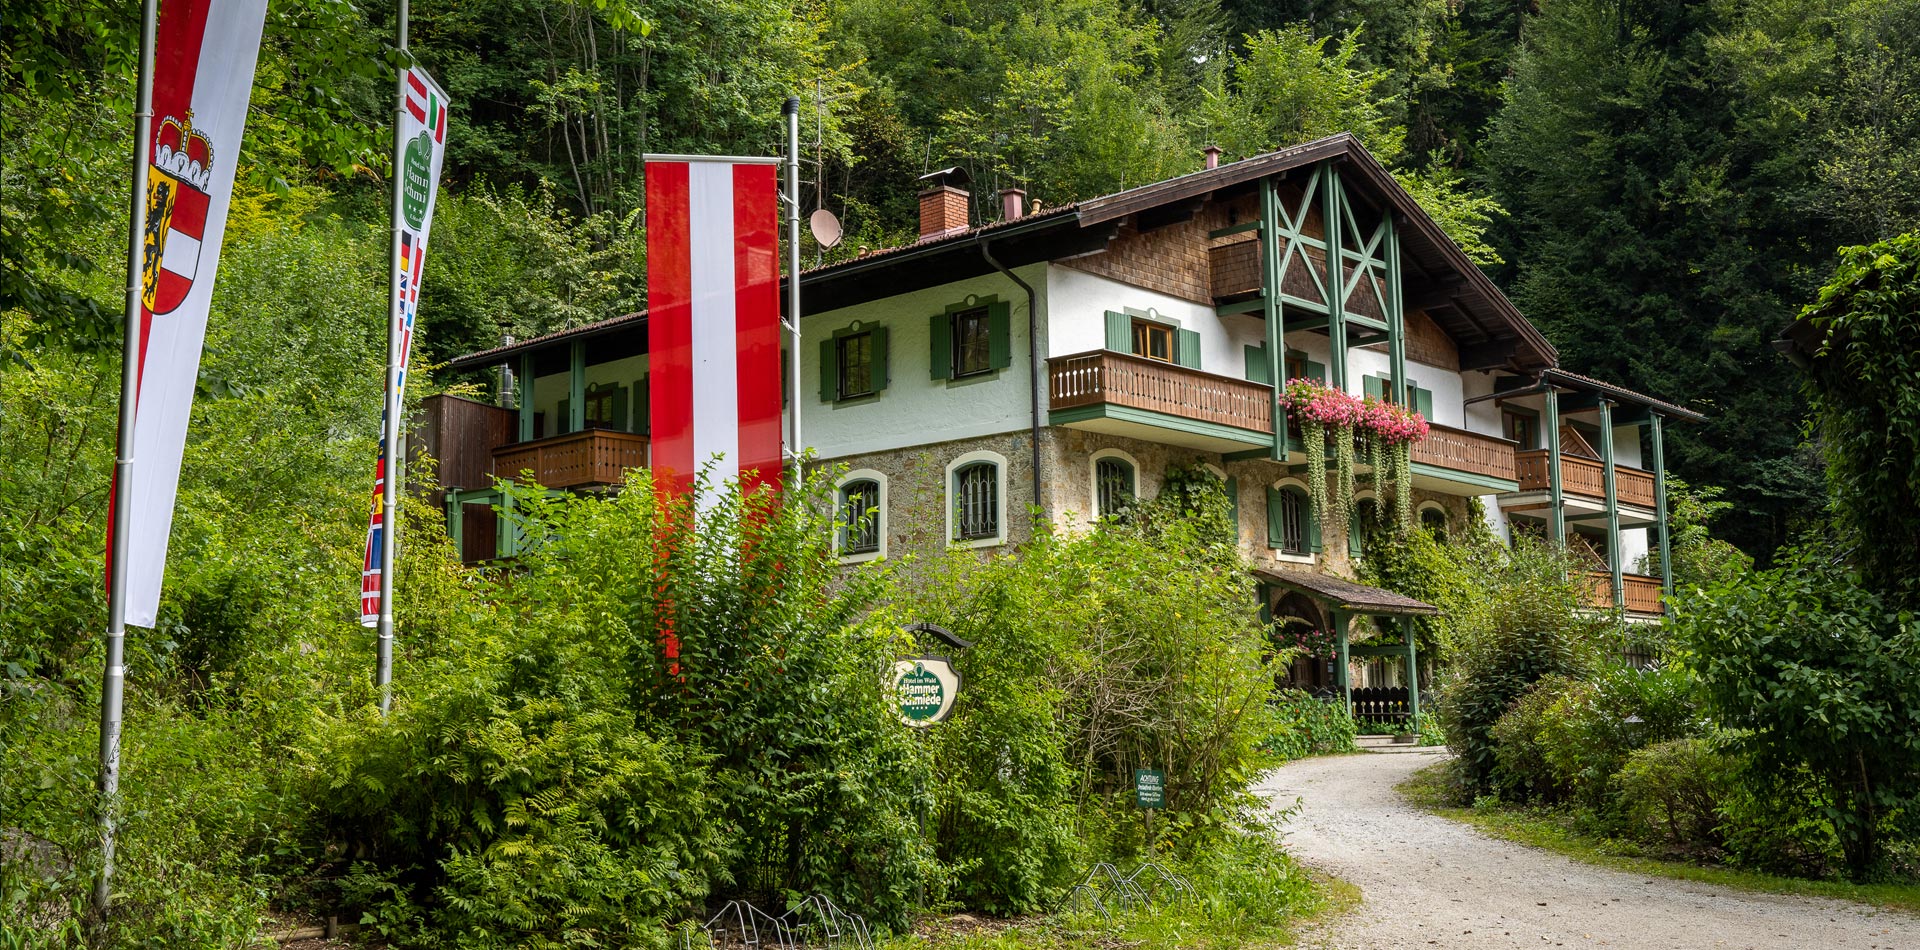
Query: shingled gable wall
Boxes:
[{"xmin": 1058, "ymin": 183, "xmax": 1325, "ymax": 306}]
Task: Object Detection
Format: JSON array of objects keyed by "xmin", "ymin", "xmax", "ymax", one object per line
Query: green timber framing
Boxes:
[{"xmin": 1258, "ymin": 569, "xmax": 1439, "ymax": 725}]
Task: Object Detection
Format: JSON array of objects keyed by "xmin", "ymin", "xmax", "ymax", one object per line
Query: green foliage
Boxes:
[
  {"xmin": 1488, "ymin": 675, "xmax": 1581, "ymax": 804},
  {"xmin": 1639, "ymin": 475, "xmax": 1753, "ymax": 596},
  {"xmin": 902, "ymin": 508, "xmax": 1278, "ymax": 913},
  {"xmin": 1260, "ymin": 689, "xmax": 1358, "ymax": 761},
  {"xmin": 1674, "ymin": 545, "xmax": 1920, "ymax": 878},
  {"xmin": 1614, "ymin": 738, "xmax": 1736, "ymax": 852},
  {"xmin": 1434, "ymin": 539, "xmax": 1608, "ymax": 794},
  {"xmin": 1357, "ymin": 520, "xmax": 1502, "ymax": 663},
  {"xmin": 1535, "ymin": 664, "xmax": 1702, "ymax": 810},
  {"xmin": 1795, "ymin": 230, "xmax": 1920, "ymax": 607}
]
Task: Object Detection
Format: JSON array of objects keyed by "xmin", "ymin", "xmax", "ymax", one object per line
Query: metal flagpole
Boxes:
[
  {"xmin": 375, "ymin": 0, "xmax": 409, "ymax": 716},
  {"xmin": 784, "ymin": 97, "xmax": 802, "ymax": 476},
  {"xmin": 98, "ymin": 0, "xmax": 159, "ymax": 919}
]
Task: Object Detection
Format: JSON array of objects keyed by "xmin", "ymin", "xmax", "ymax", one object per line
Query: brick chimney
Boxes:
[
  {"xmin": 1204, "ymin": 145, "xmax": 1222, "ymax": 170},
  {"xmin": 999, "ymin": 187, "xmax": 1026, "ymax": 221},
  {"xmin": 916, "ymin": 167, "xmax": 973, "ymax": 242}
]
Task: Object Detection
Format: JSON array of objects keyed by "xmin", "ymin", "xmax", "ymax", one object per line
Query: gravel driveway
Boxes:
[{"xmin": 1260, "ymin": 750, "xmax": 1919, "ymax": 950}]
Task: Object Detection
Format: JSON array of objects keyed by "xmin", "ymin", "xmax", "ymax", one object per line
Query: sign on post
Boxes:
[
  {"xmin": 1134, "ymin": 769, "xmax": 1166, "ymax": 809},
  {"xmin": 891, "ymin": 656, "xmax": 959, "ymax": 727}
]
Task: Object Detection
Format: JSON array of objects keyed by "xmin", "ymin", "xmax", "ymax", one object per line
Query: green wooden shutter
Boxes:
[
  {"xmin": 871, "ymin": 326, "xmax": 890, "ymax": 392},
  {"xmin": 988, "ymin": 300, "xmax": 1013, "ymax": 370},
  {"xmin": 1225, "ymin": 476, "xmax": 1240, "ymax": 539},
  {"xmin": 1266, "ymin": 486, "xmax": 1285, "ymax": 547},
  {"xmin": 1257, "ymin": 582, "xmax": 1272, "ymax": 625},
  {"xmin": 819, "ymin": 338, "xmax": 837, "ymax": 402},
  {"xmin": 1305, "ymin": 360, "xmax": 1326, "ymax": 383},
  {"xmin": 1176, "ymin": 328, "xmax": 1202, "ymax": 369},
  {"xmin": 1244, "ymin": 345, "xmax": 1271, "ymax": 384},
  {"xmin": 1414, "ymin": 384, "xmax": 1433, "ymax": 419},
  {"xmin": 556, "ymin": 398, "xmax": 571, "ymax": 433},
  {"xmin": 636, "ymin": 376, "xmax": 649, "ymax": 435},
  {"xmin": 611, "ymin": 385, "xmax": 630, "ymax": 432},
  {"xmin": 929, "ymin": 312, "xmax": 952, "ymax": 380},
  {"xmin": 1363, "ymin": 374, "xmax": 1386, "ymax": 401},
  {"xmin": 1307, "ymin": 493, "xmax": 1323, "ymax": 552},
  {"xmin": 1105, "ymin": 311, "xmax": 1131, "ymax": 353}
]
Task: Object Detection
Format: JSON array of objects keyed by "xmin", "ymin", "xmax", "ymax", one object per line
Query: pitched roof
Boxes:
[
  {"xmin": 1542, "ymin": 368, "xmax": 1707, "ymax": 422},
  {"xmin": 1254, "ymin": 568, "xmax": 1441, "ymax": 616},
  {"xmin": 448, "ymin": 310, "xmax": 648, "ymax": 370}
]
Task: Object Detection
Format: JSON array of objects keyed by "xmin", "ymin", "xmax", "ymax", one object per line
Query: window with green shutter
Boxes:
[
  {"xmin": 821, "ymin": 322, "xmax": 889, "ymax": 402},
  {"xmin": 1244, "ymin": 344, "xmax": 1271, "ymax": 384},
  {"xmin": 933, "ymin": 297, "xmax": 1011, "ymax": 380},
  {"xmin": 1267, "ymin": 485, "xmax": 1317, "ymax": 555}
]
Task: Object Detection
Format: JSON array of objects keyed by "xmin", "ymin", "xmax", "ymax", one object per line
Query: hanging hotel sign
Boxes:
[{"xmin": 891, "ymin": 655, "xmax": 960, "ymax": 727}]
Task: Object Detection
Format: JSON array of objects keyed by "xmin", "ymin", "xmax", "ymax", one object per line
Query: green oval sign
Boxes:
[
  {"xmin": 401, "ymin": 132, "xmax": 434, "ymax": 230},
  {"xmin": 891, "ymin": 656, "xmax": 959, "ymax": 727}
]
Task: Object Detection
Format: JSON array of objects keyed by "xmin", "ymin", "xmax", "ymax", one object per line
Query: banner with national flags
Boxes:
[
  {"xmin": 643, "ymin": 155, "xmax": 783, "ymax": 504},
  {"xmin": 114, "ymin": 0, "xmax": 268, "ymax": 628},
  {"xmin": 359, "ymin": 65, "xmax": 450, "ymax": 627}
]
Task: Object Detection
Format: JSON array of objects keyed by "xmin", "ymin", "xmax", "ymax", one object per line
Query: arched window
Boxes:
[
  {"xmin": 1350, "ymin": 497, "xmax": 1381, "ymax": 559},
  {"xmin": 1093, "ymin": 453, "xmax": 1137, "ymax": 519},
  {"xmin": 839, "ymin": 479, "xmax": 882, "ymax": 555},
  {"xmin": 953, "ymin": 461, "xmax": 1000, "ymax": 542},
  {"xmin": 1420, "ymin": 504, "xmax": 1448, "ymax": 537},
  {"xmin": 1269, "ymin": 485, "xmax": 1311, "ymax": 556}
]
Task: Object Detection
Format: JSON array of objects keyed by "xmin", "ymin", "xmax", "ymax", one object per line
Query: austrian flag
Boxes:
[{"xmin": 644, "ymin": 156, "xmax": 784, "ymax": 501}]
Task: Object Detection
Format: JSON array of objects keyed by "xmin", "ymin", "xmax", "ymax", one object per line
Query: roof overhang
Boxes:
[{"xmin": 1254, "ymin": 568, "xmax": 1440, "ymax": 616}]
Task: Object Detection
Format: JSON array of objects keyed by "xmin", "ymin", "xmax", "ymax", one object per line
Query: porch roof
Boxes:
[{"xmin": 1254, "ymin": 569, "xmax": 1440, "ymax": 617}]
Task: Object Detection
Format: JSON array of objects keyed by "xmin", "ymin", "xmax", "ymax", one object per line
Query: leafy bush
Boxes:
[
  {"xmin": 1675, "ymin": 545, "xmax": 1920, "ymax": 878},
  {"xmin": 1435, "ymin": 539, "xmax": 1607, "ymax": 793},
  {"xmin": 1262, "ymin": 690, "xmax": 1358, "ymax": 760},
  {"xmin": 1613, "ymin": 738, "xmax": 1735, "ymax": 850},
  {"xmin": 1537, "ymin": 663, "xmax": 1700, "ymax": 809},
  {"xmin": 1489, "ymin": 675, "xmax": 1582, "ymax": 803}
]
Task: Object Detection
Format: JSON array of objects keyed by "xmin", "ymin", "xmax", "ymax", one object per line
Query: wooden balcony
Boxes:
[
  {"xmin": 1580, "ymin": 571, "xmax": 1665, "ymax": 615},
  {"xmin": 1515, "ymin": 450, "xmax": 1656, "ymax": 508},
  {"xmin": 1411, "ymin": 424, "xmax": 1517, "ymax": 484},
  {"xmin": 1049, "ymin": 349, "xmax": 1274, "ymax": 435},
  {"xmin": 491, "ymin": 428, "xmax": 649, "ymax": 490}
]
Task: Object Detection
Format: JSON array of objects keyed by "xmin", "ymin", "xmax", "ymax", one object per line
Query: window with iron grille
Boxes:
[
  {"xmin": 1278, "ymin": 488, "xmax": 1307, "ymax": 555},
  {"xmin": 953, "ymin": 461, "xmax": 999, "ymax": 541},
  {"xmin": 951, "ymin": 307, "xmax": 992, "ymax": 377},
  {"xmin": 837, "ymin": 331, "xmax": 874, "ymax": 399},
  {"xmin": 840, "ymin": 479, "xmax": 881, "ymax": 554},
  {"xmin": 1095, "ymin": 457, "xmax": 1135, "ymax": 519}
]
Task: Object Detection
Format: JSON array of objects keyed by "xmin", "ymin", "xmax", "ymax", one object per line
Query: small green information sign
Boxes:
[
  {"xmin": 1134, "ymin": 769, "xmax": 1165, "ymax": 809},
  {"xmin": 891, "ymin": 656, "xmax": 959, "ymax": 727}
]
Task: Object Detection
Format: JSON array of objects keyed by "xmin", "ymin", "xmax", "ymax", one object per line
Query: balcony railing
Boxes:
[
  {"xmin": 1410, "ymin": 424, "xmax": 1517, "ymax": 484},
  {"xmin": 491, "ymin": 428, "xmax": 649, "ymax": 490},
  {"xmin": 1514, "ymin": 450, "xmax": 1656, "ymax": 508},
  {"xmin": 1049, "ymin": 349, "xmax": 1274, "ymax": 434},
  {"xmin": 1580, "ymin": 571, "xmax": 1665, "ymax": 615}
]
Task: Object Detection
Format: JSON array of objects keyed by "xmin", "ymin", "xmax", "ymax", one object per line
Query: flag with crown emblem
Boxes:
[
  {"xmin": 359, "ymin": 65, "xmax": 451, "ymax": 626},
  {"xmin": 112, "ymin": 0, "xmax": 268, "ymax": 628}
]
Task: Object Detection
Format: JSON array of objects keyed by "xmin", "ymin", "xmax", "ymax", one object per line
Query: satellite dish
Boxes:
[{"xmin": 810, "ymin": 208, "xmax": 843, "ymax": 248}]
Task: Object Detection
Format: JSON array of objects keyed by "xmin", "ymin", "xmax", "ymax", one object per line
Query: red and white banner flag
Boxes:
[
  {"xmin": 114, "ymin": 0, "xmax": 268, "ymax": 628},
  {"xmin": 644, "ymin": 156, "xmax": 783, "ymax": 503},
  {"xmin": 360, "ymin": 66, "xmax": 450, "ymax": 626}
]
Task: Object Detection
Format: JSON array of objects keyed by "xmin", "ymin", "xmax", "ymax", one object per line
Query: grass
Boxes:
[{"xmin": 1397, "ymin": 762, "xmax": 1920, "ymax": 915}]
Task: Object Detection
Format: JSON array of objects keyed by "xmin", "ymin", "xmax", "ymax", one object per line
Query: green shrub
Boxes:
[
  {"xmin": 1489, "ymin": 675, "xmax": 1582, "ymax": 803},
  {"xmin": 1435, "ymin": 538, "xmax": 1606, "ymax": 793},
  {"xmin": 1538, "ymin": 663, "xmax": 1700, "ymax": 809},
  {"xmin": 1613, "ymin": 738, "xmax": 1734, "ymax": 850},
  {"xmin": 1262, "ymin": 690, "xmax": 1358, "ymax": 760}
]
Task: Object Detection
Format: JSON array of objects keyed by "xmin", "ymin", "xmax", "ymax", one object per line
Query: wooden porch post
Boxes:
[
  {"xmin": 445, "ymin": 490, "xmax": 463, "ymax": 558},
  {"xmin": 568, "ymin": 340, "xmax": 587, "ymax": 434},
  {"xmin": 1333, "ymin": 609, "xmax": 1351, "ymax": 717},
  {"xmin": 1402, "ymin": 616, "xmax": 1420, "ymax": 728},
  {"xmin": 1651, "ymin": 412, "xmax": 1673, "ymax": 613},
  {"xmin": 1259, "ymin": 177, "xmax": 1288, "ymax": 462},
  {"xmin": 497, "ymin": 483, "xmax": 516, "ymax": 559},
  {"xmin": 1543, "ymin": 388, "xmax": 1566, "ymax": 546},
  {"xmin": 1598, "ymin": 399, "xmax": 1623, "ymax": 609},
  {"xmin": 1385, "ymin": 214, "xmax": 1407, "ymax": 406},
  {"xmin": 517, "ymin": 352, "xmax": 535, "ymax": 442}
]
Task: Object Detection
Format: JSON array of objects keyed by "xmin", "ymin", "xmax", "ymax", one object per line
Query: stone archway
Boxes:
[{"xmin": 1271, "ymin": 590, "xmax": 1334, "ymax": 691}]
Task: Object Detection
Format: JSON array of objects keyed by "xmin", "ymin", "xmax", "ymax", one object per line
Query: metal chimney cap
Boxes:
[{"xmin": 916, "ymin": 166, "xmax": 973, "ymax": 189}]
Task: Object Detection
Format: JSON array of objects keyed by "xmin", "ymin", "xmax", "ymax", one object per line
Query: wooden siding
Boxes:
[
  {"xmin": 1411, "ymin": 424, "xmax": 1516, "ymax": 483},
  {"xmin": 1515, "ymin": 449, "xmax": 1657, "ymax": 508},
  {"xmin": 492, "ymin": 429, "xmax": 650, "ymax": 490},
  {"xmin": 414, "ymin": 394, "xmax": 514, "ymax": 499},
  {"xmin": 1049, "ymin": 349, "xmax": 1274, "ymax": 433}
]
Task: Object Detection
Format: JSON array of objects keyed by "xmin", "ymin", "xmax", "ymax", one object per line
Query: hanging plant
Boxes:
[
  {"xmin": 1333, "ymin": 420, "xmax": 1356, "ymax": 541},
  {"xmin": 1394, "ymin": 440, "xmax": 1414, "ymax": 527},
  {"xmin": 1301, "ymin": 417, "xmax": 1327, "ymax": 532},
  {"xmin": 1368, "ymin": 424, "xmax": 1389, "ymax": 497},
  {"xmin": 1281, "ymin": 378, "xmax": 1428, "ymax": 542}
]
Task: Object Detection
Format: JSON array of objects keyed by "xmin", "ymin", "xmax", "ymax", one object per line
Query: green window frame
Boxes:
[
  {"xmin": 1362, "ymin": 374, "xmax": 1434, "ymax": 418},
  {"xmin": 1094, "ymin": 456, "xmax": 1136, "ymax": 519},
  {"xmin": 1107, "ymin": 310, "xmax": 1200, "ymax": 369},
  {"xmin": 930, "ymin": 296, "xmax": 1012, "ymax": 380},
  {"xmin": 839, "ymin": 479, "xmax": 882, "ymax": 555},
  {"xmin": 1266, "ymin": 485, "xmax": 1318, "ymax": 555},
  {"xmin": 819, "ymin": 321, "xmax": 889, "ymax": 402},
  {"xmin": 1243, "ymin": 345, "xmax": 1323, "ymax": 385},
  {"xmin": 953, "ymin": 461, "xmax": 1000, "ymax": 541},
  {"xmin": 1349, "ymin": 496, "xmax": 1382, "ymax": 559}
]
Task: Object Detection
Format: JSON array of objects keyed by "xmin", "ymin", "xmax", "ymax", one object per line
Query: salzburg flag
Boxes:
[
  {"xmin": 115, "ymin": 0, "xmax": 268, "ymax": 628},
  {"xmin": 360, "ymin": 66, "xmax": 451, "ymax": 626},
  {"xmin": 644, "ymin": 156, "xmax": 783, "ymax": 504}
]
